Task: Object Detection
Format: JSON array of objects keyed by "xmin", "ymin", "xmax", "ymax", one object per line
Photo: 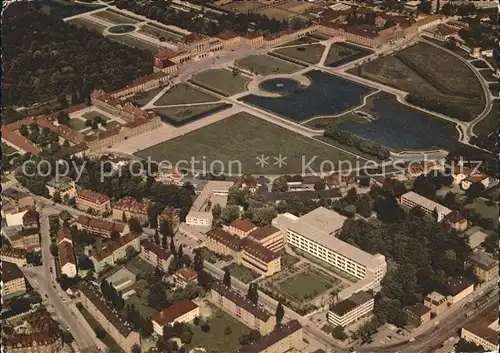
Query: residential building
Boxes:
[
  {"xmin": 248, "ymin": 226, "xmax": 285, "ymax": 253},
  {"xmin": 229, "ymin": 218, "xmax": 258, "ymax": 238},
  {"xmin": 461, "ymin": 174, "xmax": 490, "ymax": 190},
  {"xmin": 443, "ymin": 211, "xmax": 468, "ymax": 231},
  {"xmin": 4, "ymin": 227, "xmax": 41, "ymax": 251},
  {"xmin": 463, "ymin": 227, "xmax": 489, "ymax": 249},
  {"xmin": 272, "ymin": 207, "xmax": 386, "ymax": 301},
  {"xmin": 1, "ymin": 188, "xmax": 35, "ymax": 208},
  {"xmin": 211, "ymin": 281, "xmax": 276, "ymax": 335},
  {"xmin": 112, "ymin": 196, "xmax": 150, "ymax": 223},
  {"xmin": 158, "ymin": 207, "xmax": 181, "ymax": 232},
  {"xmin": 91, "ymin": 232, "xmax": 141, "ymax": 272},
  {"xmin": 467, "ymin": 250, "xmax": 498, "ymax": 282},
  {"xmin": 405, "ymin": 304, "xmax": 432, "ymax": 326},
  {"xmin": 3, "ymin": 309, "xmax": 64, "ymax": 353},
  {"xmin": 444, "ymin": 277, "xmax": 474, "ymax": 305},
  {"xmin": 400, "ymin": 191, "xmax": 452, "ymax": 222},
  {"xmin": 461, "ymin": 309, "xmax": 499, "ymax": 352},
  {"xmin": 186, "ymin": 181, "xmax": 234, "ymax": 226},
  {"xmin": 206, "ymin": 228, "xmax": 281, "ymax": 276},
  {"xmin": 76, "ymin": 189, "xmax": 111, "ymax": 214},
  {"xmin": 22, "ymin": 209, "xmax": 39, "ymax": 229},
  {"xmin": 173, "ymin": 267, "xmax": 198, "ymax": 288},
  {"xmin": 327, "ymin": 291, "xmax": 374, "ymax": 327},
  {"xmin": 139, "ymin": 240, "xmax": 173, "ymax": 273},
  {"xmin": 156, "ymin": 166, "xmax": 183, "ymax": 186},
  {"xmin": 424, "ymin": 291, "xmax": 447, "ymax": 316},
  {"xmin": 110, "ymin": 71, "xmax": 170, "ymax": 98},
  {"xmin": 238, "ymin": 320, "xmax": 303, "ymax": 353},
  {"xmin": 76, "ymin": 283, "xmax": 140, "ymax": 352},
  {"xmin": 106, "ymin": 268, "xmax": 137, "ymax": 296},
  {"xmin": 46, "ymin": 177, "xmax": 77, "ymax": 199},
  {"xmin": 3, "ymin": 261, "xmax": 27, "ymax": 299},
  {"xmin": 58, "ymin": 210, "xmax": 75, "ymax": 227},
  {"xmin": 1, "ymin": 247, "xmax": 27, "ymax": 267},
  {"xmin": 152, "ymin": 300, "xmax": 199, "ymax": 335},
  {"xmin": 58, "ymin": 228, "xmax": 77, "ymax": 278},
  {"xmin": 5, "ymin": 207, "xmax": 33, "ymax": 227},
  {"xmin": 77, "ymin": 215, "xmax": 127, "ymax": 238}
]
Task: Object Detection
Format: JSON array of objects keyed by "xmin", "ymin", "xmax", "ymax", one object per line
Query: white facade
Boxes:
[
  {"xmin": 61, "ymin": 262, "xmax": 77, "ymax": 278},
  {"xmin": 186, "ymin": 181, "xmax": 233, "ymax": 226},
  {"xmin": 5, "ymin": 210, "xmax": 28, "ymax": 227},
  {"xmin": 327, "ymin": 295, "xmax": 374, "ymax": 327},
  {"xmin": 400, "ymin": 191, "xmax": 451, "ymax": 222},
  {"xmin": 152, "ymin": 306, "xmax": 199, "ymax": 336}
]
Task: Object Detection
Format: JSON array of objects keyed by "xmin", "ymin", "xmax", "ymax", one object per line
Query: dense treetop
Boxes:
[{"xmin": 2, "ymin": 2, "xmax": 152, "ymax": 108}]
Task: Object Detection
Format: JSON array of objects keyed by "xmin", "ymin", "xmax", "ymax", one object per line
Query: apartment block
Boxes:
[
  {"xmin": 58, "ymin": 228, "xmax": 77, "ymax": 278},
  {"xmin": 327, "ymin": 291, "xmax": 374, "ymax": 327},
  {"xmin": 461, "ymin": 309, "xmax": 499, "ymax": 352},
  {"xmin": 112, "ymin": 196, "xmax": 150, "ymax": 223},
  {"xmin": 76, "ymin": 283, "xmax": 140, "ymax": 352},
  {"xmin": 2, "ymin": 188, "xmax": 35, "ymax": 208},
  {"xmin": 229, "ymin": 218, "xmax": 258, "ymax": 238},
  {"xmin": 444, "ymin": 276, "xmax": 474, "ymax": 304},
  {"xmin": 91, "ymin": 232, "xmax": 141, "ymax": 272},
  {"xmin": 238, "ymin": 320, "xmax": 303, "ymax": 353},
  {"xmin": 46, "ymin": 177, "xmax": 77, "ymax": 199},
  {"xmin": 77, "ymin": 215, "xmax": 127, "ymax": 238},
  {"xmin": 139, "ymin": 240, "xmax": 173, "ymax": 272},
  {"xmin": 152, "ymin": 300, "xmax": 199, "ymax": 336},
  {"xmin": 3, "ymin": 261, "xmax": 27, "ymax": 299},
  {"xmin": 468, "ymin": 250, "xmax": 499, "ymax": 282},
  {"xmin": 424, "ymin": 291, "xmax": 447, "ymax": 316},
  {"xmin": 211, "ymin": 281, "xmax": 276, "ymax": 335},
  {"xmin": 76, "ymin": 189, "xmax": 111, "ymax": 214},
  {"xmin": 248, "ymin": 226, "xmax": 285, "ymax": 253},
  {"xmin": 158, "ymin": 207, "xmax": 181, "ymax": 232},
  {"xmin": 1, "ymin": 247, "xmax": 27, "ymax": 267},
  {"xmin": 272, "ymin": 207, "xmax": 386, "ymax": 301},
  {"xmin": 173, "ymin": 267, "xmax": 198, "ymax": 288},
  {"xmin": 186, "ymin": 181, "xmax": 233, "ymax": 226},
  {"xmin": 4, "ymin": 227, "xmax": 41, "ymax": 251},
  {"xmin": 400, "ymin": 191, "xmax": 452, "ymax": 222},
  {"xmin": 206, "ymin": 227, "xmax": 242, "ymax": 260}
]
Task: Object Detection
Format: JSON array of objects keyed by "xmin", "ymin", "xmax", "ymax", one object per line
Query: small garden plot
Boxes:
[
  {"xmin": 470, "ymin": 59, "xmax": 489, "ymax": 69},
  {"xmin": 479, "ymin": 69, "xmax": 496, "ymax": 82},
  {"xmin": 154, "ymin": 83, "xmax": 219, "ymax": 106},
  {"xmin": 273, "ymin": 44, "xmax": 326, "ymax": 64},
  {"xmin": 67, "ymin": 118, "xmax": 88, "ymax": 131},
  {"xmin": 126, "ymin": 257, "xmax": 155, "ymax": 276},
  {"xmin": 192, "ymin": 69, "xmax": 251, "ymax": 96}
]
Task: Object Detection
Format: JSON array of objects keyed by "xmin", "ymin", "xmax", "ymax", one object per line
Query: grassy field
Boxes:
[
  {"xmin": 223, "ymin": 263, "xmax": 260, "ymax": 284},
  {"xmin": 107, "ymin": 34, "xmax": 161, "ymax": 53},
  {"xmin": 192, "ymin": 69, "xmax": 251, "ymax": 96},
  {"xmin": 129, "ymin": 87, "xmax": 164, "ymax": 106},
  {"xmin": 277, "ymin": 268, "xmax": 338, "ymax": 301},
  {"xmin": 274, "ymin": 43, "xmax": 326, "ymax": 64},
  {"xmin": 236, "ymin": 54, "xmax": 305, "ymax": 75},
  {"xmin": 324, "ymin": 42, "xmax": 371, "ymax": 67},
  {"xmin": 479, "ymin": 69, "xmax": 496, "ymax": 82},
  {"xmin": 422, "ymin": 37, "xmax": 471, "ymax": 59},
  {"xmin": 77, "ymin": 305, "xmax": 125, "ymax": 353},
  {"xmin": 134, "ymin": 112, "xmax": 365, "ymax": 174},
  {"xmin": 152, "ymin": 103, "xmax": 230, "ymax": 125},
  {"xmin": 155, "ymin": 84, "xmax": 219, "ymax": 106},
  {"xmin": 183, "ymin": 307, "xmax": 251, "ymax": 353},
  {"xmin": 351, "ymin": 42, "xmax": 485, "ymax": 121},
  {"xmin": 276, "ymin": 35, "xmax": 319, "ymax": 47},
  {"xmin": 67, "ymin": 118, "xmax": 87, "ymax": 131},
  {"xmin": 67, "ymin": 17, "xmax": 106, "ymax": 33},
  {"xmin": 474, "ymin": 101, "xmax": 498, "ymax": 136},
  {"xmin": 92, "ymin": 10, "xmax": 138, "ymax": 24},
  {"xmin": 465, "ymin": 199, "xmax": 499, "ymax": 227},
  {"xmin": 138, "ymin": 23, "xmax": 184, "ymax": 42}
]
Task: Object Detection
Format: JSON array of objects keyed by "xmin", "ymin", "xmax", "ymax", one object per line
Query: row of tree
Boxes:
[{"xmin": 406, "ymin": 93, "xmax": 476, "ymax": 122}]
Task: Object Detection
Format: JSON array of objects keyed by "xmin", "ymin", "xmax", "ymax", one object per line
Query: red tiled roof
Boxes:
[
  {"xmin": 230, "ymin": 218, "xmax": 257, "ymax": 232},
  {"xmin": 113, "ymin": 197, "xmax": 149, "ymax": 215},
  {"xmin": 77, "ymin": 189, "xmax": 110, "ymax": 205},
  {"xmin": 93, "ymin": 232, "xmax": 140, "ymax": 261},
  {"xmin": 174, "ymin": 267, "xmax": 197, "ymax": 282},
  {"xmin": 59, "ymin": 241, "xmax": 76, "ymax": 267},
  {"xmin": 152, "ymin": 299, "xmax": 198, "ymax": 326},
  {"xmin": 77, "ymin": 215, "xmax": 125, "ymax": 234},
  {"xmin": 141, "ymin": 240, "xmax": 172, "ymax": 261},
  {"xmin": 248, "ymin": 226, "xmax": 281, "ymax": 241}
]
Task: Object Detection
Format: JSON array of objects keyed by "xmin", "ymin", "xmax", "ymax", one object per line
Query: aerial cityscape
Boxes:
[{"xmin": 1, "ymin": 0, "xmax": 498, "ymax": 353}]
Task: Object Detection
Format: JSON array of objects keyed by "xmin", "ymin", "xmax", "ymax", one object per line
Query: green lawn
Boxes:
[
  {"xmin": 108, "ymin": 34, "xmax": 162, "ymax": 53},
  {"xmin": 67, "ymin": 118, "xmax": 88, "ymax": 131},
  {"xmin": 198, "ymin": 247, "xmax": 220, "ymax": 264},
  {"xmin": 103, "ymin": 121, "xmax": 120, "ymax": 130},
  {"xmin": 129, "ymin": 87, "xmax": 164, "ymax": 106},
  {"xmin": 470, "ymin": 60, "xmax": 489, "ymax": 69},
  {"xmin": 236, "ymin": 54, "xmax": 305, "ymax": 76},
  {"xmin": 152, "ymin": 103, "xmax": 230, "ymax": 124},
  {"xmin": 276, "ymin": 35, "xmax": 319, "ymax": 47},
  {"xmin": 82, "ymin": 111, "xmax": 110, "ymax": 122},
  {"xmin": 192, "ymin": 69, "xmax": 251, "ymax": 96},
  {"xmin": 139, "ymin": 23, "xmax": 184, "ymax": 42},
  {"xmin": 154, "ymin": 83, "xmax": 219, "ymax": 106},
  {"xmin": 92, "ymin": 10, "xmax": 139, "ymax": 24},
  {"xmin": 67, "ymin": 17, "xmax": 106, "ymax": 33},
  {"xmin": 277, "ymin": 268, "xmax": 338, "ymax": 301},
  {"xmin": 223, "ymin": 263, "xmax": 260, "ymax": 284},
  {"xmin": 77, "ymin": 304, "xmax": 125, "ymax": 353},
  {"xmin": 474, "ymin": 101, "xmax": 498, "ymax": 135},
  {"xmin": 281, "ymin": 253, "xmax": 300, "ymax": 268},
  {"xmin": 274, "ymin": 43, "xmax": 326, "ymax": 64},
  {"xmin": 324, "ymin": 43, "xmax": 371, "ymax": 67},
  {"xmin": 134, "ymin": 112, "xmax": 365, "ymax": 174},
  {"xmin": 183, "ymin": 307, "xmax": 251, "ymax": 353},
  {"xmin": 465, "ymin": 199, "xmax": 499, "ymax": 226},
  {"xmin": 479, "ymin": 69, "xmax": 496, "ymax": 82}
]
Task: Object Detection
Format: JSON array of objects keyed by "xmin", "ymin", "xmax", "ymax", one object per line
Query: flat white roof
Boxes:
[
  {"xmin": 274, "ymin": 208, "xmax": 384, "ymax": 270},
  {"xmin": 191, "ymin": 180, "xmax": 233, "ymax": 212},
  {"xmin": 401, "ymin": 191, "xmax": 452, "ymax": 215}
]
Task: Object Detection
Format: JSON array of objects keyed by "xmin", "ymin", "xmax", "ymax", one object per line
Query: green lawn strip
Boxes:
[
  {"xmin": 276, "ymin": 36, "xmax": 319, "ymax": 48},
  {"xmin": 152, "ymin": 103, "xmax": 230, "ymax": 124},
  {"xmin": 139, "ymin": 24, "xmax": 184, "ymax": 42},
  {"xmin": 479, "ymin": 69, "xmax": 496, "ymax": 82},
  {"xmin": 77, "ymin": 304, "xmax": 125, "ymax": 353},
  {"xmin": 223, "ymin": 263, "xmax": 260, "ymax": 284},
  {"xmin": 473, "ymin": 101, "xmax": 498, "ymax": 135},
  {"xmin": 129, "ymin": 87, "xmax": 164, "ymax": 107},
  {"xmin": 273, "ymin": 43, "xmax": 326, "ymax": 64},
  {"xmin": 155, "ymin": 83, "xmax": 219, "ymax": 106},
  {"xmin": 235, "ymin": 54, "xmax": 304, "ymax": 76},
  {"xmin": 2, "ymin": 142, "xmax": 18, "ymax": 156},
  {"xmin": 191, "ymin": 69, "xmax": 251, "ymax": 96},
  {"xmin": 277, "ymin": 269, "xmax": 335, "ymax": 301},
  {"xmin": 107, "ymin": 35, "xmax": 161, "ymax": 53},
  {"xmin": 324, "ymin": 43, "xmax": 372, "ymax": 67},
  {"xmin": 92, "ymin": 10, "xmax": 138, "ymax": 24},
  {"xmin": 281, "ymin": 253, "xmax": 300, "ymax": 268},
  {"xmin": 67, "ymin": 18, "xmax": 106, "ymax": 33},
  {"xmin": 465, "ymin": 199, "xmax": 499, "ymax": 227},
  {"xmin": 183, "ymin": 307, "xmax": 251, "ymax": 353},
  {"xmin": 134, "ymin": 112, "xmax": 364, "ymax": 174},
  {"xmin": 67, "ymin": 118, "xmax": 88, "ymax": 131}
]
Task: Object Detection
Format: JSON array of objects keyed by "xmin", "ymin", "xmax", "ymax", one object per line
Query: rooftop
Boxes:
[
  {"xmin": 174, "ymin": 267, "xmax": 198, "ymax": 281},
  {"xmin": 238, "ymin": 320, "xmax": 302, "ymax": 353},
  {"xmin": 211, "ymin": 281, "xmax": 272, "ymax": 322},
  {"xmin": 425, "ymin": 291, "xmax": 446, "ymax": 304},
  {"xmin": 3, "ymin": 261, "xmax": 25, "ymax": 282},
  {"xmin": 242, "ymin": 239, "xmax": 280, "ymax": 263},
  {"xmin": 2, "ymin": 188, "xmax": 31, "ymax": 200},
  {"xmin": 469, "ymin": 250, "xmax": 498, "ymax": 270},
  {"xmin": 206, "ymin": 227, "xmax": 243, "ymax": 252},
  {"xmin": 113, "ymin": 196, "xmax": 149, "ymax": 215},
  {"xmin": 77, "ymin": 189, "xmax": 111, "ymax": 205},
  {"xmin": 141, "ymin": 239, "xmax": 172, "ymax": 261},
  {"xmin": 59, "ymin": 240, "xmax": 76, "ymax": 267},
  {"xmin": 330, "ymin": 291, "xmax": 373, "ymax": 316},
  {"xmin": 300, "ymin": 206, "xmax": 347, "ymax": 235},
  {"xmin": 445, "ymin": 276, "xmax": 474, "ymax": 297},
  {"xmin": 260, "ymin": 189, "xmax": 342, "ymax": 202},
  {"xmin": 248, "ymin": 225, "xmax": 281, "ymax": 241},
  {"xmin": 401, "ymin": 191, "xmax": 452, "ymax": 215},
  {"xmin": 77, "ymin": 215, "xmax": 125, "ymax": 234},
  {"xmin": 93, "ymin": 232, "xmax": 140, "ymax": 261},
  {"xmin": 151, "ymin": 299, "xmax": 198, "ymax": 326},
  {"xmin": 462, "ymin": 309, "xmax": 499, "ymax": 348},
  {"xmin": 230, "ymin": 218, "xmax": 257, "ymax": 233},
  {"xmin": 444, "ymin": 210, "xmax": 466, "ymax": 223},
  {"xmin": 190, "ymin": 180, "xmax": 233, "ymax": 212}
]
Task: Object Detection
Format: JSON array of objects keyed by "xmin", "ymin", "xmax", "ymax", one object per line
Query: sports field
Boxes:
[
  {"xmin": 134, "ymin": 112, "xmax": 364, "ymax": 174},
  {"xmin": 154, "ymin": 84, "xmax": 219, "ymax": 106},
  {"xmin": 236, "ymin": 54, "xmax": 305, "ymax": 75},
  {"xmin": 192, "ymin": 69, "xmax": 251, "ymax": 96},
  {"xmin": 274, "ymin": 44, "xmax": 326, "ymax": 64}
]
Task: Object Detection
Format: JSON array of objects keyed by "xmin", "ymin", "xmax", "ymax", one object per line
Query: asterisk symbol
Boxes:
[
  {"xmin": 273, "ymin": 154, "xmax": 287, "ymax": 168},
  {"xmin": 256, "ymin": 154, "xmax": 270, "ymax": 168}
]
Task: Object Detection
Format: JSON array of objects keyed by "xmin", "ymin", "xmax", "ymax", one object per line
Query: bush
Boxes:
[
  {"xmin": 201, "ymin": 323, "xmax": 210, "ymax": 332},
  {"xmin": 193, "ymin": 316, "xmax": 200, "ymax": 326}
]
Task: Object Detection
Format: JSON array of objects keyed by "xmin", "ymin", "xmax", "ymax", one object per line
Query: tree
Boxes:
[
  {"xmin": 50, "ymin": 243, "xmax": 59, "ymax": 257},
  {"xmin": 194, "ymin": 249, "xmax": 204, "ymax": 272},
  {"xmin": 159, "ymin": 220, "xmax": 174, "ymax": 238},
  {"xmin": 314, "ymin": 180, "xmax": 325, "ymax": 190},
  {"xmin": 128, "ymin": 217, "xmax": 143, "ymax": 233},
  {"xmin": 417, "ymin": 1, "xmax": 432, "ymax": 14},
  {"xmin": 95, "ymin": 327, "xmax": 106, "ymax": 339},
  {"xmin": 224, "ymin": 325, "xmax": 232, "ymax": 335},
  {"xmin": 85, "ymin": 119, "xmax": 92, "ymax": 127},
  {"xmin": 147, "ymin": 283, "xmax": 170, "ymax": 310},
  {"xmin": 122, "ymin": 212, "xmax": 127, "ymax": 223},
  {"xmin": 212, "ymin": 203, "xmax": 222, "ymax": 219},
  {"xmin": 275, "ymin": 302, "xmax": 285, "ymax": 325},
  {"xmin": 271, "ymin": 177, "xmax": 288, "ymax": 192},
  {"xmin": 53, "ymin": 191, "xmax": 62, "ymax": 203},
  {"xmin": 126, "ymin": 245, "xmax": 136, "ymax": 259},
  {"xmin": 246, "ymin": 283, "xmax": 259, "ymax": 305},
  {"xmin": 61, "ymin": 331, "xmax": 74, "ymax": 344},
  {"xmin": 161, "ymin": 233, "xmax": 168, "ymax": 249},
  {"xmin": 19, "ymin": 124, "xmax": 29, "ymax": 137},
  {"xmin": 356, "ymin": 194, "xmax": 373, "ymax": 218},
  {"xmin": 331, "ymin": 325, "xmax": 348, "ymax": 341},
  {"xmin": 223, "ymin": 268, "xmax": 231, "ymax": 288},
  {"xmin": 201, "ymin": 323, "xmax": 210, "ymax": 332},
  {"xmin": 57, "ymin": 112, "xmax": 70, "ymax": 125},
  {"xmin": 110, "ymin": 230, "xmax": 120, "ymax": 241},
  {"xmin": 170, "ymin": 237, "xmax": 176, "ymax": 256},
  {"xmin": 221, "ymin": 205, "xmax": 240, "ymax": 225},
  {"xmin": 154, "ymin": 230, "xmax": 161, "ymax": 246},
  {"xmin": 131, "ymin": 344, "xmax": 141, "ymax": 353},
  {"xmin": 465, "ymin": 182, "xmax": 485, "ymax": 200}
]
